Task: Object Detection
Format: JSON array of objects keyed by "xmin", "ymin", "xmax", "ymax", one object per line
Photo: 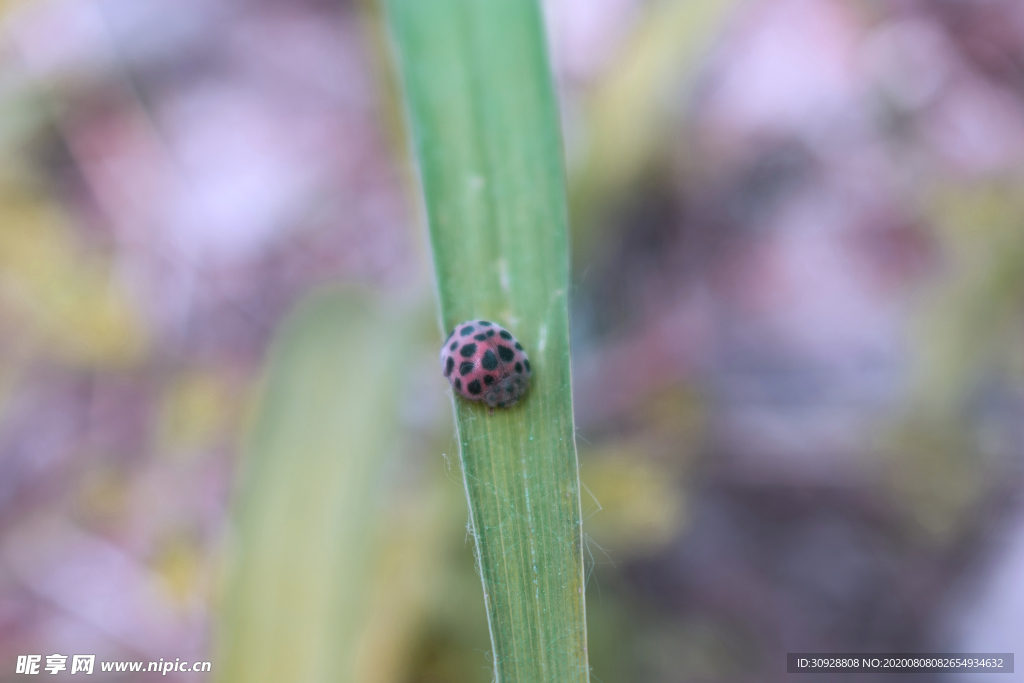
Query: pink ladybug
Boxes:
[{"xmin": 440, "ymin": 319, "xmax": 532, "ymax": 408}]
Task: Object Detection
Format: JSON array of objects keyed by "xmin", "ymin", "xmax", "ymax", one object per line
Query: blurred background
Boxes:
[{"xmin": 1, "ymin": 0, "xmax": 1023, "ymax": 680}]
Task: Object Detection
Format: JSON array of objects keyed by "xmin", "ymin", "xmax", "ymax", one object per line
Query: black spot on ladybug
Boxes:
[
  {"xmin": 523, "ymin": 359, "xmax": 531, "ymax": 372},
  {"xmin": 460, "ymin": 361, "xmax": 474, "ymax": 376},
  {"xmin": 514, "ymin": 342, "xmax": 522, "ymax": 350},
  {"xmin": 484, "ymin": 375, "xmax": 494, "ymax": 385},
  {"xmin": 515, "ymin": 362, "xmax": 522, "ymax": 373},
  {"xmin": 460, "ymin": 326, "xmax": 474, "ymax": 336},
  {"xmin": 487, "ymin": 329, "xmax": 495, "ymax": 337},
  {"xmin": 474, "ymin": 333, "xmax": 487, "ymax": 341},
  {"xmin": 455, "ymin": 378, "xmax": 462, "ymax": 390},
  {"xmin": 481, "ymin": 350, "xmax": 498, "ymax": 370},
  {"xmin": 460, "ymin": 343, "xmax": 477, "ymax": 358},
  {"xmin": 479, "ymin": 321, "xmax": 492, "ymax": 326},
  {"xmin": 450, "ymin": 341, "xmax": 458, "ymax": 351},
  {"xmin": 499, "ymin": 330, "xmax": 512, "ymax": 340},
  {"xmin": 445, "ymin": 357, "xmax": 454, "ymax": 375},
  {"xmin": 497, "ymin": 345, "xmax": 515, "ymax": 362},
  {"xmin": 498, "ymin": 401, "xmax": 506, "ymax": 407},
  {"xmin": 467, "ymin": 380, "xmax": 482, "ymax": 395}
]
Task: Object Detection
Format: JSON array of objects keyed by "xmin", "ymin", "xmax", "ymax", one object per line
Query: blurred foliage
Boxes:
[
  {"xmin": 885, "ymin": 414, "xmax": 985, "ymax": 541},
  {"xmin": 216, "ymin": 290, "xmax": 409, "ymax": 683},
  {"xmin": 918, "ymin": 185, "xmax": 1024, "ymax": 406},
  {"xmin": 881, "ymin": 184, "xmax": 1024, "ymax": 541},
  {"xmin": 568, "ymin": 0, "xmax": 737, "ymax": 256}
]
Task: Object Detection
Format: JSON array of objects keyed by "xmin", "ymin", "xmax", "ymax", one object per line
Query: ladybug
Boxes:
[{"xmin": 440, "ymin": 319, "xmax": 532, "ymax": 408}]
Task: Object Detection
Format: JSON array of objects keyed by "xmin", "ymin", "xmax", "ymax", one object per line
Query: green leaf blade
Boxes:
[{"xmin": 387, "ymin": 0, "xmax": 589, "ymax": 681}]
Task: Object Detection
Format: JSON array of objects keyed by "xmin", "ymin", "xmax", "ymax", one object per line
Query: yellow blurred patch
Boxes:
[
  {"xmin": 0, "ymin": 0, "xmax": 35, "ymax": 18},
  {"xmin": 74, "ymin": 465, "xmax": 131, "ymax": 527},
  {"xmin": 641, "ymin": 385, "xmax": 706, "ymax": 438},
  {"xmin": 0, "ymin": 192, "xmax": 147, "ymax": 366},
  {"xmin": 152, "ymin": 533, "xmax": 203, "ymax": 606},
  {"xmin": 579, "ymin": 445, "xmax": 684, "ymax": 555},
  {"xmin": 159, "ymin": 371, "xmax": 231, "ymax": 453},
  {"xmin": 883, "ymin": 417, "xmax": 984, "ymax": 543}
]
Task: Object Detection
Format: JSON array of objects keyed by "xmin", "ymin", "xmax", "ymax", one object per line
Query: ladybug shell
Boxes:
[{"xmin": 440, "ymin": 319, "xmax": 532, "ymax": 408}]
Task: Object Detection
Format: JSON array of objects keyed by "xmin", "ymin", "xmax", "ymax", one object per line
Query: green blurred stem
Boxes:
[{"xmin": 216, "ymin": 291, "xmax": 404, "ymax": 683}]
